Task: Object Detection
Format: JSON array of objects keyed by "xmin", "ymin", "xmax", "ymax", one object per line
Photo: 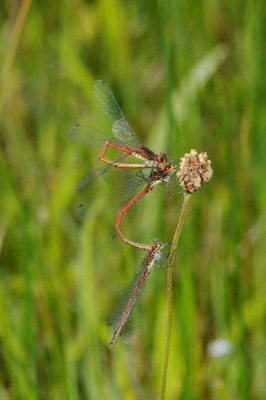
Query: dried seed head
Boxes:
[{"xmin": 177, "ymin": 149, "xmax": 213, "ymax": 194}]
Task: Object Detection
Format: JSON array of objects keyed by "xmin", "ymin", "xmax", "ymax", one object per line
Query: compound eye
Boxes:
[
  {"xmin": 158, "ymin": 153, "xmax": 166, "ymax": 163},
  {"xmin": 151, "ymin": 240, "xmax": 159, "ymax": 251}
]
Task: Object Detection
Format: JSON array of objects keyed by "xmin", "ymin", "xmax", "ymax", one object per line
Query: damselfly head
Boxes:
[
  {"xmin": 148, "ymin": 239, "xmax": 170, "ymax": 268},
  {"xmin": 154, "ymin": 161, "xmax": 177, "ymax": 178},
  {"xmin": 164, "ymin": 161, "xmax": 177, "ymax": 174},
  {"xmin": 157, "ymin": 152, "xmax": 168, "ymax": 163},
  {"xmin": 151, "ymin": 239, "xmax": 165, "ymax": 252}
]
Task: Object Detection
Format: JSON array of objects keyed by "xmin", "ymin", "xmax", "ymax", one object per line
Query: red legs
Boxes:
[{"xmin": 98, "ymin": 141, "xmax": 153, "ymax": 169}]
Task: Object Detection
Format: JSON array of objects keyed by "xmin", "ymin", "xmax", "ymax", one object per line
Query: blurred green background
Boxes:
[{"xmin": 0, "ymin": 0, "xmax": 265, "ymax": 399}]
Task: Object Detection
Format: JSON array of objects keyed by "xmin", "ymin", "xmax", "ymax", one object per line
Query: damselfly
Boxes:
[
  {"xmin": 108, "ymin": 239, "xmax": 168, "ymax": 348},
  {"xmin": 69, "ymin": 81, "xmax": 177, "ymax": 251}
]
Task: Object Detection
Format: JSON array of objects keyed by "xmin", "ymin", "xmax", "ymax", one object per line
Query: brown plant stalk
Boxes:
[{"xmin": 160, "ymin": 150, "xmax": 213, "ymax": 400}]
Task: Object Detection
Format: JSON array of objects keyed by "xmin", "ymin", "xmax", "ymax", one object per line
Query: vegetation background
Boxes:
[{"xmin": 0, "ymin": 0, "xmax": 265, "ymax": 399}]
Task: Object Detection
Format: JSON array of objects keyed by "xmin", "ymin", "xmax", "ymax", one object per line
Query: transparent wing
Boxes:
[
  {"xmin": 94, "ymin": 80, "xmax": 139, "ymax": 147},
  {"xmin": 154, "ymin": 245, "xmax": 171, "ymax": 268},
  {"xmin": 166, "ymin": 175, "xmax": 181, "ymax": 196},
  {"xmin": 76, "ymin": 155, "xmax": 132, "ymax": 191},
  {"xmin": 76, "ymin": 164, "xmax": 111, "ymax": 190},
  {"xmin": 68, "ymin": 123, "xmax": 122, "ymax": 146},
  {"xmin": 107, "ymin": 256, "xmax": 148, "ymax": 337},
  {"xmin": 75, "ymin": 178, "xmax": 145, "ymax": 220},
  {"xmin": 107, "ymin": 241, "xmax": 169, "ymax": 346}
]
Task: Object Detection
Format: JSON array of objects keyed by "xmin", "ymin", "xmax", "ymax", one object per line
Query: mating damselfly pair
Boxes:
[{"xmin": 69, "ymin": 80, "xmax": 179, "ymax": 347}]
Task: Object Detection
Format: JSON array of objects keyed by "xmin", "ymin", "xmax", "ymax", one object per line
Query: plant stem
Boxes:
[
  {"xmin": 159, "ymin": 194, "xmax": 191, "ymax": 400},
  {"xmin": 1, "ymin": 0, "xmax": 32, "ymax": 104}
]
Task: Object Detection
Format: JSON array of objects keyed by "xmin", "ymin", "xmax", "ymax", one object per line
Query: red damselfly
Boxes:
[
  {"xmin": 69, "ymin": 80, "xmax": 177, "ymax": 251},
  {"xmin": 107, "ymin": 239, "xmax": 168, "ymax": 348}
]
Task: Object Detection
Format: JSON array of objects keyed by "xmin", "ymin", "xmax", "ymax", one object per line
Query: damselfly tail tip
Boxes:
[
  {"xmin": 108, "ymin": 338, "xmax": 116, "ymax": 350},
  {"xmin": 107, "ymin": 343, "xmax": 113, "ymax": 350}
]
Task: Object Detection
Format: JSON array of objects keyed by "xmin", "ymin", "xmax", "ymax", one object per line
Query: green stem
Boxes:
[
  {"xmin": 159, "ymin": 194, "xmax": 191, "ymax": 400},
  {"xmin": 1, "ymin": 0, "xmax": 32, "ymax": 104}
]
